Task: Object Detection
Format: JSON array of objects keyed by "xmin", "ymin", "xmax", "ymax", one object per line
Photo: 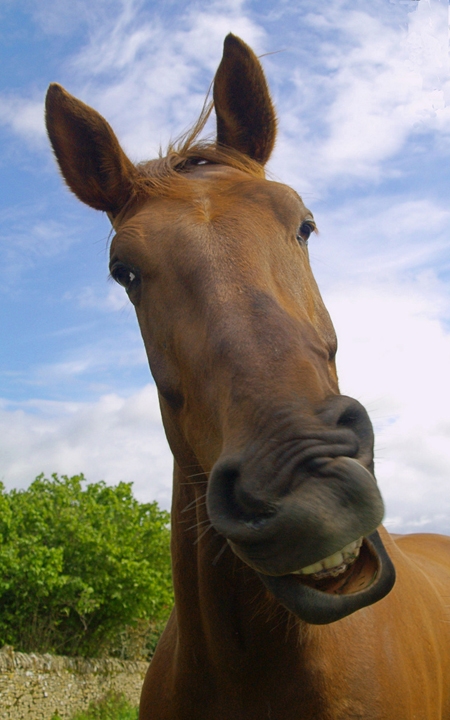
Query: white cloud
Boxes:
[
  {"xmin": 0, "ymin": 385, "xmax": 173, "ymax": 508},
  {"xmin": 28, "ymin": 0, "xmax": 114, "ymax": 36},
  {"xmin": 271, "ymin": 0, "xmax": 450, "ymax": 191},
  {"xmin": 4, "ymin": 0, "xmax": 448, "ymax": 190},
  {"xmin": 310, "ymin": 194, "xmax": 450, "ymax": 289},
  {"xmin": 325, "ymin": 277, "xmax": 450, "ymax": 533},
  {"xmin": 305, "ymin": 186, "xmax": 450, "ymax": 533},
  {"xmin": 68, "ymin": 0, "xmax": 266, "ymax": 159},
  {"xmin": 2, "ymin": 0, "xmax": 264, "ymax": 161},
  {"xmin": 27, "ymin": 338, "xmax": 147, "ymax": 388},
  {"xmin": 66, "ymin": 282, "xmax": 130, "ymax": 312},
  {"xmin": 405, "ymin": 0, "xmax": 449, "ymax": 90},
  {"xmin": 0, "ymin": 95, "xmax": 46, "ymax": 144}
]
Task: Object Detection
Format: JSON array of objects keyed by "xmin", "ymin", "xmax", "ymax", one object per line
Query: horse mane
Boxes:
[{"xmin": 133, "ymin": 97, "xmax": 266, "ymax": 198}]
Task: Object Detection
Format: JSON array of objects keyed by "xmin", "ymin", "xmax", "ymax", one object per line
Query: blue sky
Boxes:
[{"xmin": 1, "ymin": 0, "xmax": 449, "ymax": 532}]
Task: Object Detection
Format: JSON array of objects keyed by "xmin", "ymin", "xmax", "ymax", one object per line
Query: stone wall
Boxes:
[{"xmin": 0, "ymin": 646, "xmax": 148, "ymax": 719}]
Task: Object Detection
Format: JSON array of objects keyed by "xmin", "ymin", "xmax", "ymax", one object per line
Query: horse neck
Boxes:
[{"xmin": 170, "ymin": 462, "xmax": 314, "ymax": 675}]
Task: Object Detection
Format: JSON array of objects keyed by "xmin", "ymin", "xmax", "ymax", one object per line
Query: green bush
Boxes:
[
  {"xmin": 51, "ymin": 691, "xmax": 138, "ymax": 720},
  {"xmin": 0, "ymin": 474, "xmax": 172, "ymax": 657}
]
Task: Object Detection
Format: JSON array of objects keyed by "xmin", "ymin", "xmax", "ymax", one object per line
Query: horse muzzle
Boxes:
[{"xmin": 207, "ymin": 452, "xmax": 396, "ymax": 623}]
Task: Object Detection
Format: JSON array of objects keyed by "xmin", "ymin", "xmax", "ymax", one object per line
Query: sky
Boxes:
[{"xmin": 0, "ymin": 0, "xmax": 449, "ymax": 533}]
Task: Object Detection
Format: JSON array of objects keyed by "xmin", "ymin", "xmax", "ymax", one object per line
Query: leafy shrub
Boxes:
[
  {"xmin": 0, "ymin": 474, "xmax": 172, "ymax": 657},
  {"xmin": 108, "ymin": 617, "xmax": 168, "ymax": 661},
  {"xmin": 51, "ymin": 691, "xmax": 138, "ymax": 720}
]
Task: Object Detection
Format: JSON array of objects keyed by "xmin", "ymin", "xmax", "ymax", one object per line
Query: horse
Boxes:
[{"xmin": 45, "ymin": 33, "xmax": 450, "ymax": 720}]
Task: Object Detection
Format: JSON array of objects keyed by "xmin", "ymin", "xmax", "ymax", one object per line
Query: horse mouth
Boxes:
[
  {"xmin": 291, "ymin": 536, "xmax": 364, "ymax": 580},
  {"xmin": 288, "ymin": 536, "xmax": 377, "ymax": 594},
  {"xmin": 255, "ymin": 531, "xmax": 396, "ymax": 624}
]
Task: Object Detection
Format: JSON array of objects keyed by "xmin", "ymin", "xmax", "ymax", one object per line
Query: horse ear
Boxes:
[
  {"xmin": 213, "ymin": 34, "xmax": 277, "ymax": 165},
  {"xmin": 45, "ymin": 84, "xmax": 136, "ymax": 215}
]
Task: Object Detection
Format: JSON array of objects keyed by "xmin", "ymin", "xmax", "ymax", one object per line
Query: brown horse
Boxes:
[{"xmin": 46, "ymin": 34, "xmax": 450, "ymax": 720}]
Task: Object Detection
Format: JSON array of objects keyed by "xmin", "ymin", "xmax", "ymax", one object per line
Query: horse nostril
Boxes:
[
  {"xmin": 321, "ymin": 396, "xmax": 373, "ymax": 439},
  {"xmin": 322, "ymin": 395, "xmax": 375, "ymax": 470},
  {"xmin": 340, "ymin": 401, "xmax": 373, "ymax": 444},
  {"xmin": 233, "ymin": 482, "xmax": 275, "ymax": 520},
  {"xmin": 337, "ymin": 404, "xmax": 365, "ymax": 430},
  {"xmin": 207, "ymin": 456, "xmax": 277, "ymax": 536}
]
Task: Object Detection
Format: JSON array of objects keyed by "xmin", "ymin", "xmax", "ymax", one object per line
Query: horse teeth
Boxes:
[{"xmin": 291, "ymin": 537, "xmax": 363, "ymax": 576}]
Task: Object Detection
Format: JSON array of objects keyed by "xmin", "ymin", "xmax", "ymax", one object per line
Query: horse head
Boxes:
[{"xmin": 45, "ymin": 34, "xmax": 395, "ymax": 625}]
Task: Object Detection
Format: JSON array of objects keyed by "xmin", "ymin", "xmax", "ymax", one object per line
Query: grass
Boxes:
[{"xmin": 51, "ymin": 692, "xmax": 138, "ymax": 720}]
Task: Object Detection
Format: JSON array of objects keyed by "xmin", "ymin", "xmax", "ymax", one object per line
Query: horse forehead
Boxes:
[
  {"xmin": 120, "ymin": 166, "xmax": 305, "ymax": 236},
  {"xmin": 189, "ymin": 168, "xmax": 306, "ymax": 223}
]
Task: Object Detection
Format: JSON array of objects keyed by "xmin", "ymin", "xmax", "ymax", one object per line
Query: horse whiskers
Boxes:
[
  {"xmin": 177, "ymin": 507, "xmax": 208, "ymax": 526},
  {"xmin": 184, "ymin": 518, "xmax": 211, "ymax": 532},
  {"xmin": 180, "ymin": 500, "xmax": 197, "ymax": 514},
  {"xmin": 181, "ymin": 493, "xmax": 207, "ymax": 513},
  {"xmin": 212, "ymin": 541, "xmax": 228, "ymax": 566},
  {"xmin": 249, "ymin": 591, "xmax": 276, "ymax": 625},
  {"xmin": 179, "ymin": 480, "xmax": 208, "ymax": 485},
  {"xmin": 269, "ymin": 607, "xmax": 295, "ymax": 636},
  {"xmin": 193, "ymin": 524, "xmax": 214, "ymax": 545}
]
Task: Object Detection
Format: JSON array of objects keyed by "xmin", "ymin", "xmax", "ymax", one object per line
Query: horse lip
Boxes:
[
  {"xmin": 256, "ymin": 530, "xmax": 396, "ymax": 624},
  {"xmin": 221, "ymin": 457, "xmax": 384, "ymax": 576}
]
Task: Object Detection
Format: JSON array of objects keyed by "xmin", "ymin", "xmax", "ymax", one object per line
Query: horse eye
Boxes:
[
  {"xmin": 110, "ymin": 262, "xmax": 140, "ymax": 292},
  {"xmin": 296, "ymin": 221, "xmax": 316, "ymax": 244}
]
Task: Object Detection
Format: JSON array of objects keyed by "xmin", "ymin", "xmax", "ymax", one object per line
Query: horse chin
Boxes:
[{"xmin": 252, "ymin": 531, "xmax": 396, "ymax": 624}]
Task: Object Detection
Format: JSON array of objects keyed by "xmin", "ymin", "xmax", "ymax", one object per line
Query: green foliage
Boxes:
[
  {"xmin": 51, "ymin": 691, "xmax": 138, "ymax": 720},
  {"xmin": 0, "ymin": 474, "xmax": 172, "ymax": 657}
]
